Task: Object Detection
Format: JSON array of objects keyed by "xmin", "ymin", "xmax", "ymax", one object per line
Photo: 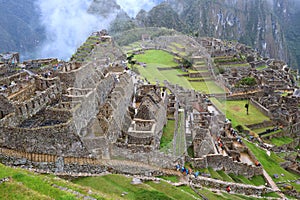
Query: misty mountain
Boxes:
[
  {"xmin": 0, "ymin": 0, "xmax": 299, "ymax": 68},
  {"xmin": 0, "ymin": 0, "xmax": 45, "ymax": 59},
  {"xmin": 132, "ymin": 0, "xmax": 300, "ymax": 69}
]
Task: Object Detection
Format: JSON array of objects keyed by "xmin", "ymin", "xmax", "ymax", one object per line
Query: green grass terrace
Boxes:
[
  {"xmin": 210, "ymin": 98, "xmax": 270, "ymax": 130},
  {"xmin": 133, "ymin": 50, "xmax": 226, "ymax": 94}
]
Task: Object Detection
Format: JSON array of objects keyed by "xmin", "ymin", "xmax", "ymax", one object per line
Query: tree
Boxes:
[
  {"xmin": 180, "ymin": 58, "xmax": 192, "ymax": 68},
  {"xmin": 238, "ymin": 77, "xmax": 257, "ymax": 86},
  {"xmin": 127, "ymin": 54, "xmax": 136, "ymax": 70}
]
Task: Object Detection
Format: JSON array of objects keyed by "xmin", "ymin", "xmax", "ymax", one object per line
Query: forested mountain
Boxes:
[
  {"xmin": 0, "ymin": 0, "xmax": 45, "ymax": 59},
  {"xmin": 132, "ymin": 0, "xmax": 300, "ymax": 69},
  {"xmin": 0, "ymin": 0, "xmax": 299, "ymax": 68}
]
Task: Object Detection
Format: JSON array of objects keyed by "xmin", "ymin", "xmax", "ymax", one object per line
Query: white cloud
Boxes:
[
  {"xmin": 36, "ymin": 0, "xmax": 113, "ymax": 60},
  {"xmin": 35, "ymin": 0, "xmax": 161, "ymax": 60},
  {"xmin": 116, "ymin": 0, "xmax": 157, "ymax": 17}
]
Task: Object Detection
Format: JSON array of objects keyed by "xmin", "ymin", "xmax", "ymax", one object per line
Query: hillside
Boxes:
[
  {"xmin": 0, "ymin": 24, "xmax": 299, "ymax": 199},
  {"xmin": 0, "ymin": 0, "xmax": 299, "ymax": 68},
  {"xmin": 133, "ymin": 0, "xmax": 292, "ymax": 67},
  {"xmin": 0, "ymin": 0, "xmax": 44, "ymax": 59}
]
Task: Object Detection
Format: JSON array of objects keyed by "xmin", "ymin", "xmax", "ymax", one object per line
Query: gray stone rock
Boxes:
[{"xmin": 13, "ymin": 158, "xmax": 27, "ymax": 166}]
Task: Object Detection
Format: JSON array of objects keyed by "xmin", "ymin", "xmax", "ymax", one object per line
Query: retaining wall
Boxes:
[
  {"xmin": 191, "ymin": 176, "xmax": 272, "ymax": 196},
  {"xmin": 191, "ymin": 154, "xmax": 262, "ymax": 178}
]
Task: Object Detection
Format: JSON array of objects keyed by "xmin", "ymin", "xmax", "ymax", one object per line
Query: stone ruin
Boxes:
[
  {"xmin": 126, "ymin": 85, "xmax": 167, "ymax": 148},
  {"xmin": 0, "ymin": 31, "xmax": 297, "ymax": 190}
]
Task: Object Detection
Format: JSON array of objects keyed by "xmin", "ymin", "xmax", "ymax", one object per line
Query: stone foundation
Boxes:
[{"xmin": 191, "ymin": 154, "xmax": 263, "ymax": 178}]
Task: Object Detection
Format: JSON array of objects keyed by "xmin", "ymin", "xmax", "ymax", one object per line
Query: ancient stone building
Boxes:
[{"xmin": 0, "ymin": 35, "xmax": 134, "ymax": 160}]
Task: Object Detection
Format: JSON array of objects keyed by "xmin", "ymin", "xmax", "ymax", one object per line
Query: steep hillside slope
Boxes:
[
  {"xmin": 0, "ymin": 0, "xmax": 44, "ymax": 58},
  {"xmin": 135, "ymin": 0, "xmax": 290, "ymax": 66}
]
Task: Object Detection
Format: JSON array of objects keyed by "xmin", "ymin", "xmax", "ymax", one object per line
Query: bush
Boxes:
[{"xmin": 235, "ymin": 125, "xmax": 244, "ymax": 133}]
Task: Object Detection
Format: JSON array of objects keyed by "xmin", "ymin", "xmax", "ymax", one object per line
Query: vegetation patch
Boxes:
[
  {"xmin": 160, "ymin": 120, "xmax": 175, "ymax": 149},
  {"xmin": 269, "ymin": 136, "xmax": 293, "ymax": 147},
  {"xmin": 244, "ymin": 140, "xmax": 300, "ymax": 191},
  {"xmin": 158, "ymin": 175, "xmax": 179, "ymax": 183},
  {"xmin": 211, "ymin": 99, "xmax": 270, "ymax": 128},
  {"xmin": 133, "ymin": 50, "xmax": 225, "ymax": 94},
  {"xmin": 0, "ymin": 164, "xmax": 106, "ymax": 200}
]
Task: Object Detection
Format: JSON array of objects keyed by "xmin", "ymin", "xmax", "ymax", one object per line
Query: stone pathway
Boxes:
[{"xmin": 263, "ymin": 169, "xmax": 286, "ymax": 199}]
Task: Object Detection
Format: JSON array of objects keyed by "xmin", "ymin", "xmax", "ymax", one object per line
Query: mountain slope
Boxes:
[
  {"xmin": 134, "ymin": 0, "xmax": 289, "ymax": 66},
  {"xmin": 0, "ymin": 0, "xmax": 44, "ymax": 58}
]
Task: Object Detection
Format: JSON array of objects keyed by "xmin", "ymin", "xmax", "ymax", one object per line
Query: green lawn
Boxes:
[
  {"xmin": 74, "ymin": 174, "xmax": 200, "ymax": 200},
  {"xmin": 134, "ymin": 50, "xmax": 178, "ymax": 67},
  {"xmin": 134, "ymin": 50, "xmax": 225, "ymax": 94},
  {"xmin": 244, "ymin": 140, "xmax": 300, "ymax": 191},
  {"xmin": 269, "ymin": 136, "xmax": 294, "ymax": 147},
  {"xmin": 217, "ymin": 170, "xmax": 234, "ymax": 182},
  {"xmin": 208, "ymin": 167, "xmax": 223, "ymax": 180},
  {"xmin": 206, "ymin": 168, "xmax": 266, "ymax": 186},
  {"xmin": 160, "ymin": 120, "xmax": 175, "ymax": 149},
  {"xmin": 0, "ymin": 164, "xmax": 106, "ymax": 200},
  {"xmin": 158, "ymin": 175, "xmax": 180, "ymax": 183},
  {"xmin": 252, "ymin": 126, "xmax": 274, "ymax": 134},
  {"xmin": 260, "ymin": 129, "xmax": 283, "ymax": 138},
  {"xmin": 211, "ymin": 99, "xmax": 270, "ymax": 128},
  {"xmin": 197, "ymin": 188, "xmax": 270, "ymax": 200},
  {"xmin": 189, "ymin": 81, "xmax": 226, "ymax": 94}
]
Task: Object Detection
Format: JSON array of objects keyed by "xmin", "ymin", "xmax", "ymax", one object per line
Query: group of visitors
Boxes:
[{"xmin": 175, "ymin": 164, "xmax": 201, "ymax": 178}]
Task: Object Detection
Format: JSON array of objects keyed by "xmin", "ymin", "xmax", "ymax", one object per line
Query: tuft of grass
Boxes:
[
  {"xmin": 158, "ymin": 175, "xmax": 180, "ymax": 183},
  {"xmin": 216, "ymin": 170, "xmax": 234, "ymax": 182},
  {"xmin": 160, "ymin": 120, "xmax": 175, "ymax": 149},
  {"xmin": 269, "ymin": 137, "xmax": 293, "ymax": 146}
]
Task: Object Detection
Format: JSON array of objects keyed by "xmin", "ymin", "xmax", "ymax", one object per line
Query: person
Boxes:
[
  {"xmin": 176, "ymin": 164, "xmax": 180, "ymax": 171},
  {"xmin": 255, "ymin": 160, "xmax": 261, "ymax": 166},
  {"xmin": 226, "ymin": 185, "xmax": 231, "ymax": 193},
  {"xmin": 181, "ymin": 166, "xmax": 185, "ymax": 173},
  {"xmin": 185, "ymin": 168, "xmax": 189, "ymax": 175}
]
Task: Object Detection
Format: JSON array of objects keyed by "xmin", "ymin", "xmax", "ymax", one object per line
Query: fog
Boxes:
[
  {"xmin": 35, "ymin": 0, "xmax": 105, "ymax": 60},
  {"xmin": 116, "ymin": 0, "xmax": 159, "ymax": 17},
  {"xmin": 35, "ymin": 0, "xmax": 161, "ymax": 60}
]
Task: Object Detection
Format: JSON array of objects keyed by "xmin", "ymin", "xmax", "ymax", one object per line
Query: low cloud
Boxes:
[
  {"xmin": 35, "ymin": 0, "xmax": 162, "ymax": 60},
  {"xmin": 35, "ymin": 0, "xmax": 112, "ymax": 60},
  {"xmin": 116, "ymin": 0, "xmax": 160, "ymax": 17}
]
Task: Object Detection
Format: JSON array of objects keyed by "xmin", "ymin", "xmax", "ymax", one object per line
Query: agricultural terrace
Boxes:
[
  {"xmin": 244, "ymin": 140, "xmax": 300, "ymax": 192},
  {"xmin": 133, "ymin": 50, "xmax": 225, "ymax": 94},
  {"xmin": 74, "ymin": 174, "xmax": 276, "ymax": 200},
  {"xmin": 211, "ymin": 98, "xmax": 270, "ymax": 130}
]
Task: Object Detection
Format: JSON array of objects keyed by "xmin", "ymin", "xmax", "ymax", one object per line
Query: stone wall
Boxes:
[
  {"xmin": 250, "ymin": 98, "xmax": 272, "ymax": 118},
  {"xmin": 271, "ymin": 137, "xmax": 300, "ymax": 152},
  {"xmin": 13, "ymin": 83, "xmax": 62, "ymax": 125},
  {"xmin": 111, "ymin": 143, "xmax": 180, "ymax": 169},
  {"xmin": 191, "ymin": 176, "xmax": 272, "ymax": 196},
  {"xmin": 0, "ymin": 121, "xmax": 89, "ymax": 157},
  {"xmin": 246, "ymin": 120, "xmax": 274, "ymax": 130},
  {"xmin": 191, "ymin": 154, "xmax": 262, "ymax": 178},
  {"xmin": 80, "ymin": 73, "xmax": 134, "ymax": 158},
  {"xmin": 58, "ymin": 62, "xmax": 103, "ymax": 90},
  {"xmin": 0, "ymin": 147, "xmax": 171, "ymax": 176}
]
